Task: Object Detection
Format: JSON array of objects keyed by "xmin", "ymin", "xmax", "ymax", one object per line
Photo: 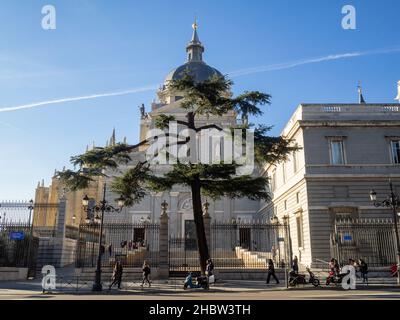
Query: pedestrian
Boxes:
[
  {"xmin": 358, "ymin": 259, "xmax": 368, "ymax": 284},
  {"xmin": 329, "ymin": 258, "xmax": 340, "ymax": 276},
  {"xmin": 108, "ymin": 244, "xmax": 112, "ymax": 257},
  {"xmin": 109, "ymin": 260, "xmax": 123, "ymax": 290},
  {"xmin": 292, "ymin": 256, "xmax": 299, "ymax": 274},
  {"xmin": 266, "ymin": 259, "xmax": 279, "ymax": 284},
  {"xmin": 206, "ymin": 259, "xmax": 215, "ymax": 285},
  {"xmin": 141, "ymin": 260, "xmax": 151, "ymax": 287}
]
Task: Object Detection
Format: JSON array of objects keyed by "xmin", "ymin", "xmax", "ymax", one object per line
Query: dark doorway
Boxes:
[
  {"xmin": 134, "ymin": 228, "xmax": 145, "ymax": 243},
  {"xmin": 239, "ymin": 227, "xmax": 251, "ymax": 249},
  {"xmin": 184, "ymin": 220, "xmax": 197, "ymax": 250}
]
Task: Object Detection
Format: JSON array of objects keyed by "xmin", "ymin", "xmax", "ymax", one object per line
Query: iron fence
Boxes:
[
  {"xmin": 168, "ymin": 220, "xmax": 289, "ymax": 273},
  {"xmin": 76, "ymin": 222, "xmax": 160, "ymax": 268},
  {"xmin": 0, "ymin": 201, "xmax": 59, "ymax": 224},
  {"xmin": 0, "ymin": 221, "xmax": 39, "ymax": 276},
  {"xmin": 169, "ymin": 237, "xmax": 200, "ymax": 273},
  {"xmin": 211, "ymin": 221, "xmax": 289, "ymax": 269},
  {"xmin": 331, "ymin": 218, "xmax": 399, "ymax": 267}
]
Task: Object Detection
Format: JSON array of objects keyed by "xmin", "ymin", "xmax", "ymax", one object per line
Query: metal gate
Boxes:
[
  {"xmin": 0, "ymin": 221, "xmax": 39, "ymax": 277},
  {"xmin": 168, "ymin": 220, "xmax": 290, "ymax": 274},
  {"xmin": 331, "ymin": 218, "xmax": 398, "ymax": 267},
  {"xmin": 211, "ymin": 220, "xmax": 289, "ymax": 269}
]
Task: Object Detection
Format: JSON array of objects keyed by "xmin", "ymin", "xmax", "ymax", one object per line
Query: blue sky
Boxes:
[{"xmin": 1, "ymin": 0, "xmax": 400, "ymax": 200}]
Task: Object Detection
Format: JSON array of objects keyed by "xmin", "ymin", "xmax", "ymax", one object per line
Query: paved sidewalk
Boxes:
[{"xmin": 0, "ymin": 278, "xmax": 399, "ymax": 298}]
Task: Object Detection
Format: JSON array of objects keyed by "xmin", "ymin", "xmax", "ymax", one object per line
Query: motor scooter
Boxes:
[
  {"xmin": 289, "ymin": 267, "xmax": 320, "ymax": 287},
  {"xmin": 325, "ymin": 270, "xmax": 347, "ymax": 286}
]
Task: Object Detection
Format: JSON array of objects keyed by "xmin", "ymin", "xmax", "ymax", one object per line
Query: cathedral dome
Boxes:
[
  {"xmin": 164, "ymin": 21, "xmax": 222, "ymax": 87},
  {"xmin": 165, "ymin": 61, "xmax": 222, "ymax": 84}
]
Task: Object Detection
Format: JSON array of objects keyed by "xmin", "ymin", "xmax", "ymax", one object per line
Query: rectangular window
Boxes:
[
  {"xmin": 293, "ymin": 151, "xmax": 298, "ymax": 173},
  {"xmin": 296, "ymin": 192, "xmax": 300, "ymax": 204},
  {"xmin": 284, "ymin": 200, "xmax": 287, "ymax": 211},
  {"xmin": 271, "ymin": 170, "xmax": 277, "ymax": 191},
  {"xmin": 391, "ymin": 140, "xmax": 400, "ymax": 164},
  {"xmin": 296, "ymin": 214, "xmax": 304, "ymax": 248},
  {"xmin": 330, "ymin": 140, "xmax": 345, "ymax": 165},
  {"xmin": 282, "ymin": 163, "xmax": 286, "ymax": 184}
]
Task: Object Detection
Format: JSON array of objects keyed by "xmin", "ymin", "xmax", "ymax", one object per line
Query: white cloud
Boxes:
[
  {"xmin": 0, "ymin": 85, "xmax": 157, "ymax": 113},
  {"xmin": 229, "ymin": 47, "xmax": 400, "ymax": 77}
]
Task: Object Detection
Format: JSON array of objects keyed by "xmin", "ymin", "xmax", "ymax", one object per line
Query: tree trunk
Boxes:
[
  {"xmin": 187, "ymin": 111, "xmax": 209, "ymax": 274},
  {"xmin": 191, "ymin": 178, "xmax": 209, "ymax": 274}
]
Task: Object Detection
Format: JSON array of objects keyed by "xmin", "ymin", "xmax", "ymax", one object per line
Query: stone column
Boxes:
[
  {"xmin": 158, "ymin": 200, "xmax": 169, "ymax": 279},
  {"xmin": 55, "ymin": 198, "xmax": 67, "ymax": 239},
  {"xmin": 203, "ymin": 200, "xmax": 212, "ymax": 254},
  {"xmin": 169, "ymin": 192, "xmax": 179, "ymax": 237},
  {"xmin": 53, "ymin": 198, "xmax": 67, "ymax": 267}
]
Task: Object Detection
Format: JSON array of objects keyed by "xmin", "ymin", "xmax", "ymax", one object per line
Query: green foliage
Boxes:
[
  {"xmin": 70, "ymin": 143, "xmax": 132, "ymax": 170},
  {"xmin": 57, "ymin": 73, "xmax": 295, "ymax": 211},
  {"xmin": 253, "ymin": 125, "xmax": 299, "ymax": 165},
  {"xmin": 155, "ymin": 115, "xmax": 176, "ymax": 130},
  {"xmin": 56, "ymin": 169, "xmax": 96, "ymax": 191},
  {"xmin": 167, "ymin": 73, "xmax": 270, "ymax": 118},
  {"xmin": 139, "ymin": 162, "xmax": 269, "ymax": 201},
  {"xmin": 110, "ymin": 162, "xmax": 151, "ymax": 206}
]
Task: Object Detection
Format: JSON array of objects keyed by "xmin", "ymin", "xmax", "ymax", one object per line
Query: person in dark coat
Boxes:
[
  {"xmin": 109, "ymin": 260, "xmax": 123, "ymax": 290},
  {"xmin": 266, "ymin": 259, "xmax": 280, "ymax": 284},
  {"xmin": 292, "ymin": 256, "xmax": 299, "ymax": 274},
  {"xmin": 358, "ymin": 259, "xmax": 368, "ymax": 283},
  {"xmin": 141, "ymin": 261, "xmax": 151, "ymax": 287},
  {"xmin": 206, "ymin": 259, "xmax": 214, "ymax": 276}
]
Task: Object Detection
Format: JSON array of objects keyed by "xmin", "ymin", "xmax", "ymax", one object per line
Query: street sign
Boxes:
[
  {"xmin": 343, "ymin": 234, "xmax": 352, "ymax": 241},
  {"xmin": 10, "ymin": 231, "xmax": 25, "ymax": 240},
  {"xmin": 278, "ymin": 237, "xmax": 285, "ymax": 242}
]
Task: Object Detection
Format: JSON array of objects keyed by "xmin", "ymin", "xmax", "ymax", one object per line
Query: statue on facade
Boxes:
[{"xmin": 139, "ymin": 104, "xmax": 147, "ymax": 119}]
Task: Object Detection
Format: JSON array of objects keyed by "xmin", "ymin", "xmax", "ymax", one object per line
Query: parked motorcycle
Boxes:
[
  {"xmin": 289, "ymin": 267, "xmax": 320, "ymax": 287},
  {"xmin": 325, "ymin": 271, "xmax": 347, "ymax": 286}
]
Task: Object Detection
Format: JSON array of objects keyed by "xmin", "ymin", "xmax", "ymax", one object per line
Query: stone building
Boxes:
[
  {"xmin": 261, "ymin": 103, "xmax": 400, "ymax": 267},
  {"xmin": 33, "ymin": 23, "xmax": 400, "ymax": 270}
]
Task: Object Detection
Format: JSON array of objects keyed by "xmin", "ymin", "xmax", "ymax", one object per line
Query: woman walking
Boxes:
[
  {"xmin": 266, "ymin": 259, "xmax": 280, "ymax": 284},
  {"xmin": 109, "ymin": 260, "xmax": 123, "ymax": 290},
  {"xmin": 141, "ymin": 260, "xmax": 151, "ymax": 288}
]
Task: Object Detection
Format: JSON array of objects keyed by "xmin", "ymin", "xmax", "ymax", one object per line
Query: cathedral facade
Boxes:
[{"xmin": 34, "ymin": 24, "xmax": 263, "ymax": 241}]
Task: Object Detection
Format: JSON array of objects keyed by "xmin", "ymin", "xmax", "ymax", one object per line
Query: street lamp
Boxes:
[
  {"xmin": 270, "ymin": 215, "xmax": 279, "ymax": 225},
  {"xmin": 28, "ymin": 199, "xmax": 34, "ymax": 225},
  {"xmin": 82, "ymin": 185, "xmax": 125, "ymax": 291},
  {"xmin": 369, "ymin": 182, "xmax": 400, "ymax": 285},
  {"xmin": 26, "ymin": 199, "xmax": 35, "ymax": 279}
]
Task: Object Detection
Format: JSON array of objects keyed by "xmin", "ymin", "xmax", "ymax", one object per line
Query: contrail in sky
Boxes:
[
  {"xmin": 0, "ymin": 85, "xmax": 157, "ymax": 113},
  {"xmin": 228, "ymin": 47, "xmax": 400, "ymax": 77},
  {"xmin": 1, "ymin": 46, "xmax": 399, "ymax": 113}
]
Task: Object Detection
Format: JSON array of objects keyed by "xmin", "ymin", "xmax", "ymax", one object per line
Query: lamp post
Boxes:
[
  {"xmin": 82, "ymin": 183, "xmax": 125, "ymax": 292},
  {"xmin": 26, "ymin": 199, "xmax": 35, "ymax": 279},
  {"xmin": 369, "ymin": 182, "xmax": 400, "ymax": 285},
  {"xmin": 28, "ymin": 199, "xmax": 34, "ymax": 226}
]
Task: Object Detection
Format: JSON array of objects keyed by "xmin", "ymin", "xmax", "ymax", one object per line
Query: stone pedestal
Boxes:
[
  {"xmin": 158, "ymin": 210, "xmax": 169, "ymax": 279},
  {"xmin": 203, "ymin": 212, "xmax": 211, "ymax": 251}
]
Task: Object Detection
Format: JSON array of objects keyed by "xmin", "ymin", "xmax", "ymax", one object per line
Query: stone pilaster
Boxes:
[
  {"xmin": 55, "ymin": 199, "xmax": 67, "ymax": 240},
  {"xmin": 158, "ymin": 201, "xmax": 169, "ymax": 279},
  {"xmin": 203, "ymin": 201, "xmax": 212, "ymax": 253}
]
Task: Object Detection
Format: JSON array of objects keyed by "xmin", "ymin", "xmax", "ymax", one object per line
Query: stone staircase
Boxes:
[{"xmin": 235, "ymin": 247, "xmax": 272, "ymax": 268}]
